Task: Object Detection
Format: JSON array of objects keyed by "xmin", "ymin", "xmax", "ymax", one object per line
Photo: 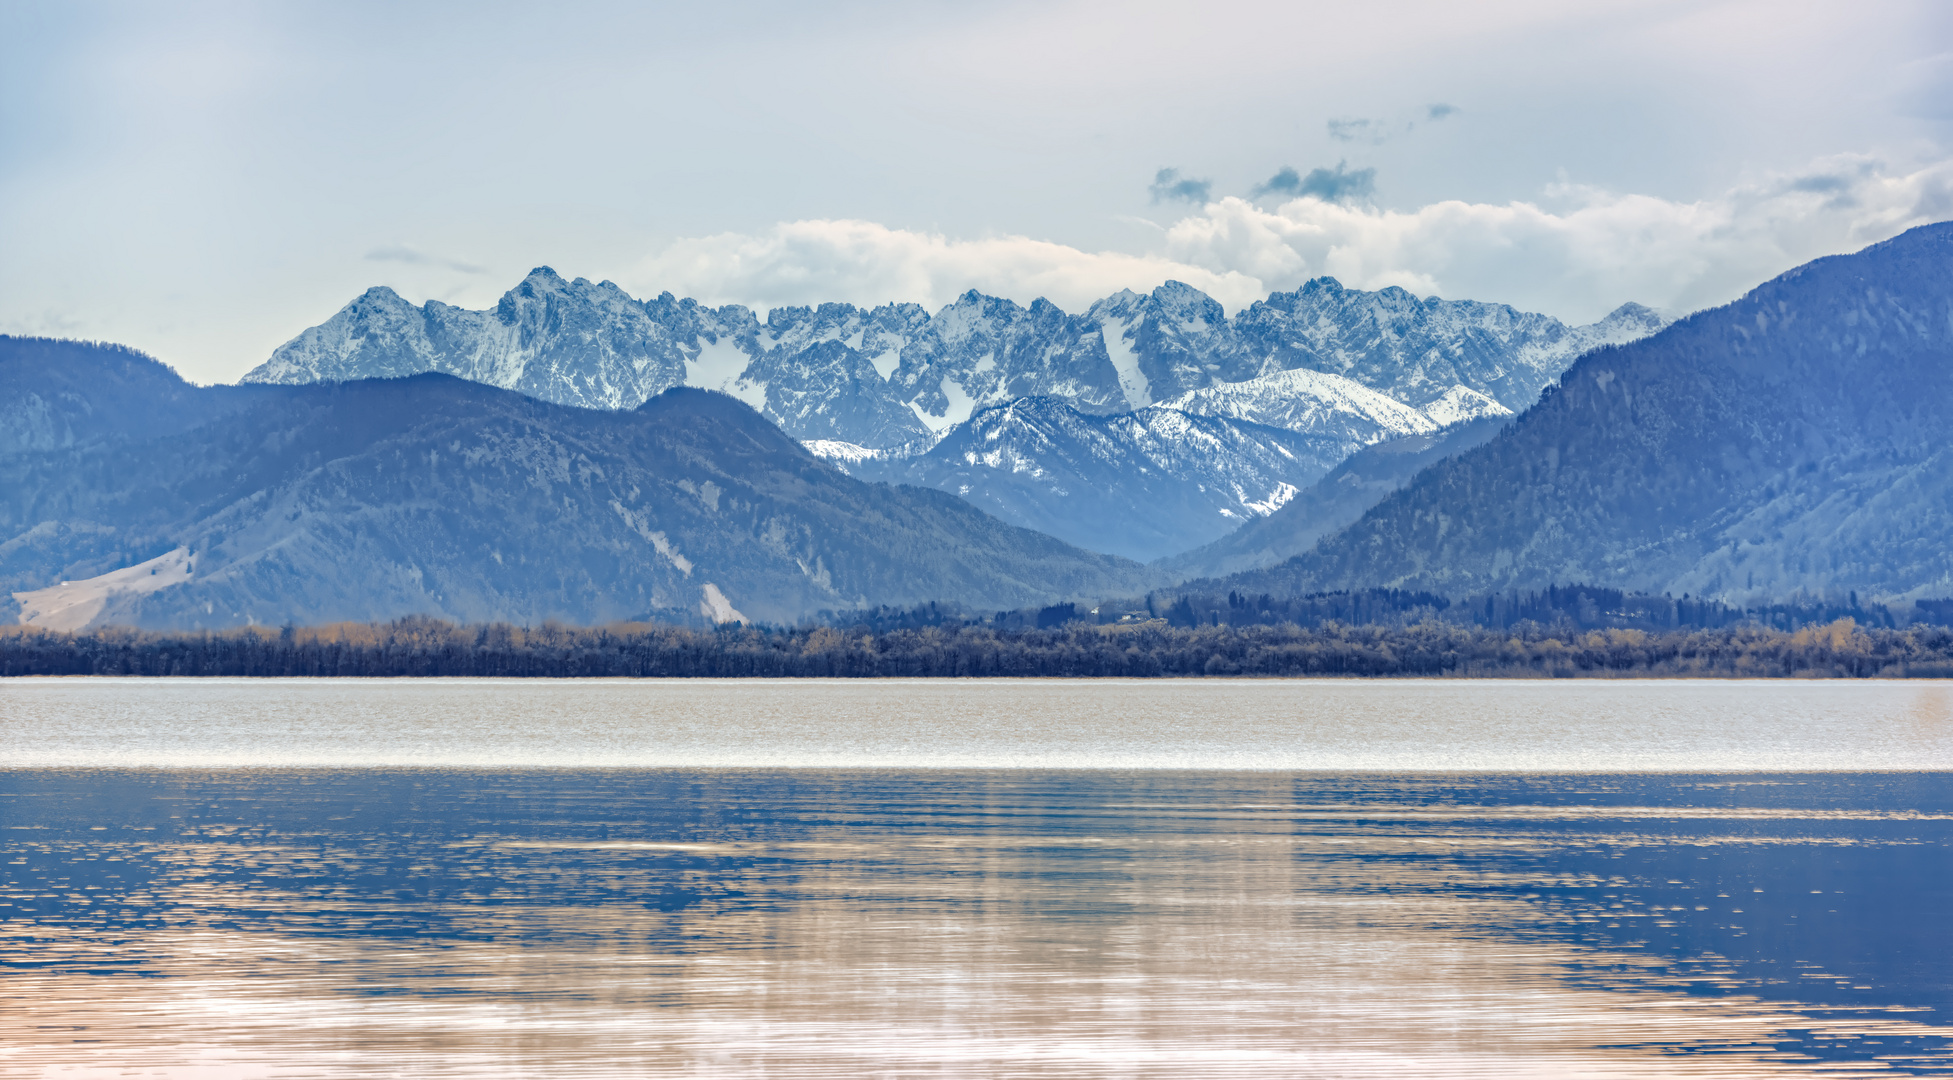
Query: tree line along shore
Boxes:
[{"xmin": 4, "ymin": 615, "xmax": 1952, "ymax": 679}]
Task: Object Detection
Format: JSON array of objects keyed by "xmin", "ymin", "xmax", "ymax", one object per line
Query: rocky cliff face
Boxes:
[
  {"xmin": 244, "ymin": 270, "xmax": 1663, "ymax": 449},
  {"xmin": 1232, "ymin": 280, "xmax": 1666, "ymax": 410},
  {"xmin": 1217, "ymin": 222, "xmax": 1953, "ymax": 603}
]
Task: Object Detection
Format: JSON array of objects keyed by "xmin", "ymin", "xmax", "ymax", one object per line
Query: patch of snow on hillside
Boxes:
[
  {"xmin": 610, "ymin": 500, "xmax": 694, "ymax": 574},
  {"xmin": 910, "ymin": 377, "xmax": 976, "ymax": 434},
  {"xmin": 1101, "ymin": 317, "xmax": 1150, "ymax": 409},
  {"xmin": 802, "ymin": 440, "xmax": 882, "ymax": 466},
  {"xmin": 683, "ymin": 337, "xmax": 767, "ymax": 410},
  {"xmin": 869, "ymin": 349, "xmax": 902, "ymax": 380},
  {"xmin": 1421, "ymin": 386, "xmax": 1514, "ymax": 427},
  {"xmin": 1163, "ymin": 368, "xmax": 1438, "ymax": 443},
  {"xmin": 647, "ymin": 531, "xmax": 692, "ymax": 575},
  {"xmin": 1240, "ymin": 481, "xmax": 1300, "ymax": 517},
  {"xmin": 13, "ymin": 547, "xmax": 194, "ymax": 632},
  {"xmin": 700, "ymin": 583, "xmax": 746, "ymax": 624}
]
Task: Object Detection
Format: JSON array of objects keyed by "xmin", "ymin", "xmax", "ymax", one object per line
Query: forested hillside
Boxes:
[
  {"xmin": 1, "ymin": 340, "xmax": 1149, "ymax": 629},
  {"xmin": 1220, "ymin": 223, "xmax": 1953, "ymax": 602}
]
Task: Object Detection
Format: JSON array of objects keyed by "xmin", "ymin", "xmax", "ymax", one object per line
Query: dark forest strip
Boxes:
[{"xmin": 5, "ymin": 617, "xmax": 1953, "ymax": 678}]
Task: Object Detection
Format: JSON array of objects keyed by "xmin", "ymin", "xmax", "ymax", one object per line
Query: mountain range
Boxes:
[
  {"xmin": 824, "ymin": 399, "xmax": 1335, "ymax": 560},
  {"xmin": 1, "ymin": 341, "xmax": 1147, "ymax": 630},
  {"xmin": 243, "ymin": 273, "xmax": 1661, "ymax": 563},
  {"xmin": 7, "ymin": 223, "xmax": 1946, "ymax": 633},
  {"xmin": 245, "ymin": 271, "xmax": 1661, "ymax": 447},
  {"xmin": 809, "ymin": 367, "xmax": 1483, "ymax": 560}
]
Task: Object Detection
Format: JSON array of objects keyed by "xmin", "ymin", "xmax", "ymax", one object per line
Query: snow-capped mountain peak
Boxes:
[
  {"xmin": 238, "ymin": 268, "xmax": 1668, "ymax": 565},
  {"xmin": 243, "ymin": 270, "xmax": 1665, "ymax": 470}
]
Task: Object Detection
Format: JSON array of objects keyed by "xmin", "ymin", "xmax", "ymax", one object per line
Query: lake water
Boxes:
[{"xmin": 4, "ymin": 678, "xmax": 1953, "ymax": 1077}]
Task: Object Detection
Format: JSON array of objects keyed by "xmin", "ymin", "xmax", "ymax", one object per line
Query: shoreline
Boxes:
[{"xmin": 5, "ymin": 617, "xmax": 1953, "ymax": 680}]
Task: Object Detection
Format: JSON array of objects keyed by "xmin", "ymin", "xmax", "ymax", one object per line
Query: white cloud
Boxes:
[
  {"xmin": 630, "ymin": 154, "xmax": 1953, "ymax": 324},
  {"xmin": 1163, "ymin": 153, "xmax": 1953, "ymax": 321},
  {"xmin": 364, "ymin": 244, "xmax": 486, "ymax": 275},
  {"xmin": 630, "ymin": 219, "xmax": 1265, "ymax": 314}
]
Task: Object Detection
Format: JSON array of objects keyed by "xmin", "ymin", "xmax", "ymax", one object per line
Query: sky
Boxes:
[{"xmin": 3, "ymin": 0, "xmax": 1950, "ymax": 385}]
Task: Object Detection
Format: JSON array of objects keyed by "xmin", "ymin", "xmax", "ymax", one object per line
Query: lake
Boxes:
[{"xmin": 4, "ymin": 678, "xmax": 1953, "ymax": 1077}]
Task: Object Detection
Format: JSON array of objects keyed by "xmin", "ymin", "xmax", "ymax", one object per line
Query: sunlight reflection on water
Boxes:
[{"xmin": 3, "ymin": 679, "xmax": 1952, "ymax": 1076}]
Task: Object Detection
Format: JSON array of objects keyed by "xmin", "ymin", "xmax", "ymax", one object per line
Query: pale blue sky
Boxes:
[{"xmin": 4, "ymin": 0, "xmax": 1950, "ymax": 383}]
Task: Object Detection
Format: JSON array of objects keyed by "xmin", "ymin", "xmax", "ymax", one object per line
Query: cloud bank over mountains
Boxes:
[
  {"xmin": 8, "ymin": 0, "xmax": 1948, "ymax": 384},
  {"xmin": 634, "ymin": 219, "xmax": 1262, "ymax": 319},
  {"xmin": 632, "ymin": 154, "xmax": 1953, "ymax": 324}
]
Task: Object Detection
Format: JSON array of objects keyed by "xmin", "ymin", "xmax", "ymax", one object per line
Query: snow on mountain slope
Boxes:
[
  {"xmin": 247, "ymin": 272, "xmax": 1665, "ymax": 456},
  {"xmin": 802, "ymin": 440, "xmax": 884, "ymax": 467},
  {"xmin": 12, "ymin": 546, "xmax": 194, "ymax": 632},
  {"xmin": 1097, "ymin": 309, "xmax": 1150, "ymax": 410},
  {"xmin": 1231, "ymin": 279, "xmax": 1668, "ymax": 411},
  {"xmin": 842, "ymin": 397, "xmax": 1352, "ymax": 561},
  {"xmin": 1159, "ymin": 417, "xmax": 1511, "ymax": 581},
  {"xmin": 1085, "ymin": 282, "xmax": 1244, "ymax": 404},
  {"xmin": 1419, "ymin": 386, "xmax": 1513, "ymax": 427},
  {"xmin": 1159, "ymin": 368, "xmax": 1441, "ymax": 447},
  {"xmin": 881, "ymin": 365, "xmax": 1509, "ymax": 564}
]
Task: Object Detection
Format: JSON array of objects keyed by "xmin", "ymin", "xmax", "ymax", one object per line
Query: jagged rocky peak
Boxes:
[
  {"xmin": 502, "ymin": 264, "xmax": 568, "ymax": 300},
  {"xmin": 1590, "ymin": 301, "xmax": 1669, "ymax": 339},
  {"xmin": 1231, "ymin": 275, "xmax": 1646, "ymax": 411},
  {"xmin": 758, "ymin": 301, "xmax": 870, "ymax": 351},
  {"xmin": 1152, "ymin": 279, "xmax": 1223, "ymax": 316},
  {"xmin": 354, "ymin": 283, "xmax": 415, "ymax": 310},
  {"xmin": 1085, "ymin": 288, "xmax": 1143, "ymax": 323},
  {"xmin": 246, "ymin": 269, "xmax": 1665, "ymax": 453},
  {"xmin": 891, "ymin": 290, "xmax": 1125, "ymax": 432},
  {"xmin": 1083, "ymin": 280, "xmax": 1251, "ymax": 405},
  {"xmin": 498, "ymin": 267, "xmax": 653, "ymax": 328},
  {"xmin": 643, "ymin": 290, "xmax": 758, "ymax": 338},
  {"xmin": 246, "ymin": 283, "xmax": 437, "ymax": 384},
  {"xmin": 933, "ymin": 289, "xmax": 1025, "ymax": 340}
]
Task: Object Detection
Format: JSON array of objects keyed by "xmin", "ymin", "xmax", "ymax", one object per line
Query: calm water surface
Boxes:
[{"xmin": 4, "ymin": 678, "xmax": 1953, "ymax": 1077}]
